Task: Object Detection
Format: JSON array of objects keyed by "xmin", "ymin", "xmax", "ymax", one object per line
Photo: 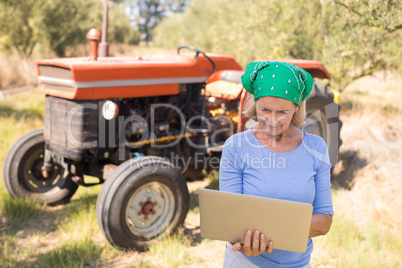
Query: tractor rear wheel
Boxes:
[
  {"xmin": 96, "ymin": 156, "xmax": 190, "ymax": 250},
  {"xmin": 304, "ymin": 81, "xmax": 342, "ymax": 168},
  {"xmin": 3, "ymin": 129, "xmax": 78, "ymax": 205}
]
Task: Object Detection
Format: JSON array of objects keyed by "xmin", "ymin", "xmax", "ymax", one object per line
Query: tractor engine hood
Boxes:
[{"xmin": 37, "ymin": 53, "xmax": 242, "ymax": 100}]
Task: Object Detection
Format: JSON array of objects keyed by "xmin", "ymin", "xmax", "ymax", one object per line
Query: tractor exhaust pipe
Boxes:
[
  {"xmin": 99, "ymin": 0, "xmax": 109, "ymax": 57},
  {"xmin": 87, "ymin": 28, "xmax": 101, "ymax": 61}
]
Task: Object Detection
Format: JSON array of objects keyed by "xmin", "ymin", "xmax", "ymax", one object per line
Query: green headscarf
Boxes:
[{"xmin": 241, "ymin": 61, "xmax": 314, "ymax": 106}]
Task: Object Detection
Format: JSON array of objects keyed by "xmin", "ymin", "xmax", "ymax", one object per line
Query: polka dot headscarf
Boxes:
[{"xmin": 241, "ymin": 61, "xmax": 314, "ymax": 106}]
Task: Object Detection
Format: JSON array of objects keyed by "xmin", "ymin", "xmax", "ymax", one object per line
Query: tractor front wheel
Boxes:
[
  {"xmin": 3, "ymin": 129, "xmax": 78, "ymax": 205},
  {"xmin": 96, "ymin": 156, "xmax": 190, "ymax": 250}
]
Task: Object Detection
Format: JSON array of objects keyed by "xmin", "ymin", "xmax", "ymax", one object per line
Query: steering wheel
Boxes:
[{"xmin": 177, "ymin": 46, "xmax": 216, "ymax": 75}]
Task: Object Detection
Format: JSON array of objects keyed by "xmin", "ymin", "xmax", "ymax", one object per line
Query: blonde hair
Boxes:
[{"xmin": 242, "ymin": 92, "xmax": 306, "ymax": 127}]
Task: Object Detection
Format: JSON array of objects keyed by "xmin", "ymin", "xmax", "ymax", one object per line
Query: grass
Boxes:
[
  {"xmin": 34, "ymin": 238, "xmax": 103, "ymax": 268},
  {"xmin": 1, "ymin": 74, "xmax": 401, "ymax": 267},
  {"xmin": 0, "ymin": 51, "xmax": 37, "ymax": 89},
  {"xmin": 342, "ymin": 71, "xmax": 402, "ymax": 113},
  {"xmin": 0, "ymin": 90, "xmax": 44, "ymax": 163},
  {"xmin": 145, "ymin": 231, "xmax": 192, "ymax": 267},
  {"xmin": 312, "ymin": 213, "xmax": 402, "ymax": 267},
  {"xmin": 1, "ymin": 194, "xmax": 45, "ymax": 230}
]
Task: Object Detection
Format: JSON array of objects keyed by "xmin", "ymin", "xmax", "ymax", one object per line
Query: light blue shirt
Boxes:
[{"xmin": 219, "ymin": 128, "xmax": 334, "ymax": 267}]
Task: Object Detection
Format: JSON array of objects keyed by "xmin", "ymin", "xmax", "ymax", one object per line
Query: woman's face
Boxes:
[{"xmin": 255, "ymin": 96, "xmax": 298, "ymax": 135}]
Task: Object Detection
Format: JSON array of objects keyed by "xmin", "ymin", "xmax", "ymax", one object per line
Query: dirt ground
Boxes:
[{"xmin": 331, "ymin": 72, "xmax": 402, "ymax": 233}]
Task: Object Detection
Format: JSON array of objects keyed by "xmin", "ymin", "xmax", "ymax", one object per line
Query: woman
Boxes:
[{"xmin": 219, "ymin": 61, "xmax": 334, "ymax": 267}]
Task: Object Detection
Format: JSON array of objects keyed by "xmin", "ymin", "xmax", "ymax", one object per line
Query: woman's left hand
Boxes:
[{"xmin": 232, "ymin": 229, "xmax": 274, "ymax": 256}]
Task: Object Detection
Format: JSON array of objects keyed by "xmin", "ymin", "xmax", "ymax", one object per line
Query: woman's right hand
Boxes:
[{"xmin": 231, "ymin": 229, "xmax": 274, "ymax": 256}]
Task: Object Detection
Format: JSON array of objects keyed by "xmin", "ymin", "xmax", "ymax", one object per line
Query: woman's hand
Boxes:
[{"xmin": 232, "ymin": 229, "xmax": 274, "ymax": 256}]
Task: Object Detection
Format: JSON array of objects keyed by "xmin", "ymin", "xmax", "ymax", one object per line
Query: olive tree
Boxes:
[
  {"xmin": 0, "ymin": 0, "xmax": 140, "ymax": 57},
  {"xmin": 154, "ymin": 0, "xmax": 401, "ymax": 90}
]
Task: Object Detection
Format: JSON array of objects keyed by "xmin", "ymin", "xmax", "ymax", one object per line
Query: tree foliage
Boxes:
[
  {"xmin": 153, "ymin": 0, "xmax": 401, "ymax": 90},
  {"xmin": 0, "ymin": 0, "xmax": 45, "ymax": 56},
  {"xmin": 327, "ymin": 0, "xmax": 401, "ymax": 87},
  {"xmin": 125, "ymin": 0, "xmax": 188, "ymax": 42},
  {"xmin": 108, "ymin": 3, "xmax": 142, "ymax": 45},
  {"xmin": 0, "ymin": 0, "xmax": 140, "ymax": 57}
]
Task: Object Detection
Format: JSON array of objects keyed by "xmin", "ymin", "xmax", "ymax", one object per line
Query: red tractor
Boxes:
[{"xmin": 3, "ymin": 2, "xmax": 341, "ymax": 250}]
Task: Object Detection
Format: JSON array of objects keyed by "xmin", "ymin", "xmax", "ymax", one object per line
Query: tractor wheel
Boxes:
[
  {"xmin": 3, "ymin": 129, "xmax": 78, "ymax": 205},
  {"xmin": 304, "ymin": 81, "xmax": 343, "ymax": 167},
  {"xmin": 96, "ymin": 156, "xmax": 190, "ymax": 250}
]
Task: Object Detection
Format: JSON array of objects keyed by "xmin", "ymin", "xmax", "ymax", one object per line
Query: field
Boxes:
[{"xmin": 0, "ymin": 72, "xmax": 401, "ymax": 267}]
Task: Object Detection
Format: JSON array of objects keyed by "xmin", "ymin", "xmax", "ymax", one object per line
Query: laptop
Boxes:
[{"xmin": 199, "ymin": 188, "xmax": 313, "ymax": 253}]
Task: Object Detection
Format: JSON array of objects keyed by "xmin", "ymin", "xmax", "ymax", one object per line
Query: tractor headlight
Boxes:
[{"xmin": 102, "ymin": 100, "xmax": 119, "ymax": 120}]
